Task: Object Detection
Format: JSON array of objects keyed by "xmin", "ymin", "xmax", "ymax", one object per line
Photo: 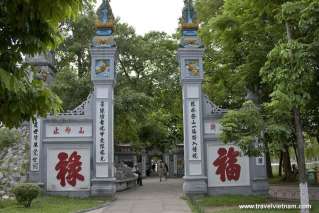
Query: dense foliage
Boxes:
[
  {"xmin": 51, "ymin": 68, "xmax": 91, "ymax": 111},
  {"xmin": 0, "ymin": 0, "xmax": 87, "ymax": 127},
  {"xmin": 196, "ymin": 0, "xmax": 318, "ymax": 208},
  {"xmin": 220, "ymin": 101, "xmax": 264, "ymax": 156},
  {"xmin": 12, "ymin": 183, "xmax": 40, "ymax": 208},
  {"xmin": 0, "ymin": 127, "xmax": 20, "ymax": 150},
  {"xmin": 196, "ymin": 0, "xmax": 319, "ymax": 160},
  {"xmin": 52, "ymin": 7, "xmax": 183, "ymax": 151},
  {"xmin": 114, "ymin": 26, "xmax": 182, "ymax": 151}
]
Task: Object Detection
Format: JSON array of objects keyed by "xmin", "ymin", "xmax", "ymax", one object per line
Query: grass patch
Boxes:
[
  {"xmin": 195, "ymin": 195, "xmax": 319, "ymax": 213},
  {"xmin": 186, "ymin": 199, "xmax": 202, "ymax": 213},
  {"xmin": 183, "ymin": 196, "xmax": 204, "ymax": 213},
  {"xmin": 268, "ymin": 176, "xmax": 298, "ymax": 185},
  {"xmin": 209, "ymin": 208, "xmax": 298, "ymax": 213},
  {"xmin": 208, "ymin": 202, "xmax": 319, "ymax": 213},
  {"xmin": 269, "ymin": 175, "xmax": 319, "ymax": 187},
  {"xmin": 197, "ymin": 195, "xmax": 267, "ymax": 207},
  {"xmin": 0, "ymin": 195, "xmax": 110, "ymax": 213}
]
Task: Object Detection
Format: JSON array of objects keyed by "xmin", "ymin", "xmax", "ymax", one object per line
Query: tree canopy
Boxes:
[
  {"xmin": 51, "ymin": 9, "xmax": 183, "ymax": 151},
  {"xmin": 196, "ymin": 0, "xmax": 319, "ymax": 159},
  {"xmin": 196, "ymin": 0, "xmax": 318, "ymax": 208},
  {"xmin": 0, "ymin": 0, "xmax": 85, "ymax": 127}
]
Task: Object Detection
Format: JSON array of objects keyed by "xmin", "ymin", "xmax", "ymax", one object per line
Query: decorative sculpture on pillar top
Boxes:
[
  {"xmin": 182, "ymin": 0, "xmax": 198, "ymax": 25},
  {"xmin": 93, "ymin": 0, "xmax": 116, "ymax": 47},
  {"xmin": 180, "ymin": 0, "xmax": 203, "ymax": 48},
  {"xmin": 97, "ymin": 0, "xmax": 114, "ymax": 23}
]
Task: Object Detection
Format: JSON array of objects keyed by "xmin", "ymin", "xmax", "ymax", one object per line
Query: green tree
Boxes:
[
  {"xmin": 114, "ymin": 24, "xmax": 182, "ymax": 151},
  {"xmin": 260, "ymin": 1, "xmax": 319, "ymax": 210},
  {"xmin": 0, "ymin": 127, "xmax": 20, "ymax": 149},
  {"xmin": 197, "ymin": 0, "xmax": 318, "ymax": 211},
  {"xmin": 196, "ymin": 0, "xmax": 285, "ymax": 178},
  {"xmin": 55, "ymin": 1, "xmax": 96, "ymax": 77},
  {"xmin": 51, "ymin": 68, "xmax": 92, "ymax": 110},
  {"xmin": 196, "ymin": 0, "xmax": 283, "ymax": 109},
  {"xmin": 53, "ymin": 16, "xmax": 183, "ymax": 151},
  {"xmin": 0, "ymin": 0, "xmax": 84, "ymax": 127},
  {"xmin": 51, "ymin": 1, "xmax": 96, "ymax": 110},
  {"xmin": 220, "ymin": 101, "xmax": 264, "ymax": 156}
]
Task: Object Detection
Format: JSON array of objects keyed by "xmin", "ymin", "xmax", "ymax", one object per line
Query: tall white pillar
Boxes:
[
  {"xmin": 178, "ymin": 48, "xmax": 207, "ymax": 195},
  {"xmin": 90, "ymin": 0, "xmax": 117, "ymax": 196},
  {"xmin": 178, "ymin": 0, "xmax": 208, "ymax": 196}
]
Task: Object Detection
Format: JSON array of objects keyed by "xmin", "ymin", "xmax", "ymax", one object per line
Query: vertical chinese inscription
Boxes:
[
  {"xmin": 31, "ymin": 118, "xmax": 41, "ymax": 171},
  {"xmin": 96, "ymin": 100, "xmax": 108, "ymax": 162},
  {"xmin": 188, "ymin": 100, "xmax": 201, "ymax": 160}
]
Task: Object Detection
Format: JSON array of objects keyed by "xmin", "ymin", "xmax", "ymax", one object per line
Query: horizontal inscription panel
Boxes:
[{"xmin": 46, "ymin": 123, "xmax": 92, "ymax": 138}]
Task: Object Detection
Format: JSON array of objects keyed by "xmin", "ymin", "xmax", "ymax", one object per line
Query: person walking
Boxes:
[
  {"xmin": 158, "ymin": 161, "xmax": 167, "ymax": 182},
  {"xmin": 133, "ymin": 165, "xmax": 143, "ymax": 186},
  {"xmin": 164, "ymin": 162, "xmax": 169, "ymax": 180}
]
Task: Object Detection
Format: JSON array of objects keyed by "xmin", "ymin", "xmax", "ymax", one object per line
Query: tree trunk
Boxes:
[
  {"xmin": 293, "ymin": 143, "xmax": 299, "ymax": 166},
  {"xmin": 283, "ymin": 145, "xmax": 293, "ymax": 180},
  {"xmin": 279, "ymin": 151, "xmax": 283, "ymax": 177},
  {"xmin": 293, "ymin": 107, "xmax": 310, "ymax": 213},
  {"xmin": 77, "ymin": 52, "xmax": 84, "ymax": 77},
  {"xmin": 286, "ymin": 21, "xmax": 310, "ymax": 213},
  {"xmin": 264, "ymin": 140, "xmax": 273, "ymax": 178}
]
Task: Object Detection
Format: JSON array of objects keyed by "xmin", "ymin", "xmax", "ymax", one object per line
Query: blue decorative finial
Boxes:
[
  {"xmin": 181, "ymin": 0, "xmax": 199, "ymax": 37},
  {"xmin": 95, "ymin": 0, "xmax": 114, "ymax": 36},
  {"xmin": 97, "ymin": 0, "xmax": 114, "ymax": 24},
  {"xmin": 92, "ymin": 0, "xmax": 116, "ymax": 47},
  {"xmin": 182, "ymin": 0, "xmax": 197, "ymax": 24},
  {"xmin": 180, "ymin": 0, "xmax": 203, "ymax": 48}
]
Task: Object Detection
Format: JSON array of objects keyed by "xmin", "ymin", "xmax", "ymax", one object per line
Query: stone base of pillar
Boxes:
[
  {"xmin": 183, "ymin": 176, "xmax": 208, "ymax": 196},
  {"xmin": 28, "ymin": 172, "xmax": 41, "ymax": 183},
  {"xmin": 252, "ymin": 177, "xmax": 269, "ymax": 195},
  {"xmin": 91, "ymin": 178, "xmax": 116, "ymax": 197}
]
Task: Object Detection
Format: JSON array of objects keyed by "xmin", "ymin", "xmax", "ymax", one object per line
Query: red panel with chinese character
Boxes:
[
  {"xmin": 55, "ymin": 151, "xmax": 85, "ymax": 187},
  {"xmin": 213, "ymin": 147, "xmax": 241, "ymax": 182}
]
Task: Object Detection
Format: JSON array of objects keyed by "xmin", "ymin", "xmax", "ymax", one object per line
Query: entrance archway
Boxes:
[
  {"xmin": 29, "ymin": 0, "xmax": 268, "ymax": 199},
  {"xmin": 114, "ymin": 144, "xmax": 185, "ymax": 178}
]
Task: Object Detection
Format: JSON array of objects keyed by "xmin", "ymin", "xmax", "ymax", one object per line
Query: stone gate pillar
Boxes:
[
  {"xmin": 178, "ymin": 0, "xmax": 207, "ymax": 196},
  {"xmin": 90, "ymin": 0, "xmax": 117, "ymax": 196}
]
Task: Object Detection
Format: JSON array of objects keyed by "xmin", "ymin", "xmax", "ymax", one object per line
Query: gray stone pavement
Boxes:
[{"xmin": 88, "ymin": 178, "xmax": 191, "ymax": 213}]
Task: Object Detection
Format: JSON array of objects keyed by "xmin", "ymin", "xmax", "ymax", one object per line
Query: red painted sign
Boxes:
[
  {"xmin": 53, "ymin": 127, "xmax": 59, "ymax": 135},
  {"xmin": 64, "ymin": 127, "xmax": 71, "ymax": 134},
  {"xmin": 213, "ymin": 147, "xmax": 241, "ymax": 182},
  {"xmin": 79, "ymin": 127, "xmax": 85, "ymax": 134},
  {"xmin": 55, "ymin": 151, "xmax": 85, "ymax": 187}
]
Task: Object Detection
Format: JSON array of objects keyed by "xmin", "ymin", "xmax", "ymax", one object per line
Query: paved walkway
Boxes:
[{"xmin": 88, "ymin": 178, "xmax": 191, "ymax": 213}]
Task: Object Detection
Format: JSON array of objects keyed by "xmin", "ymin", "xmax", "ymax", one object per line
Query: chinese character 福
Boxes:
[{"xmin": 213, "ymin": 147, "xmax": 241, "ymax": 182}]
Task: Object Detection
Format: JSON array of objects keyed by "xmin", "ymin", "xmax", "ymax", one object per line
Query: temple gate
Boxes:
[
  {"xmin": 29, "ymin": 0, "xmax": 117, "ymax": 197},
  {"xmin": 178, "ymin": 0, "xmax": 268, "ymax": 196},
  {"xmin": 29, "ymin": 0, "xmax": 269, "ymax": 197}
]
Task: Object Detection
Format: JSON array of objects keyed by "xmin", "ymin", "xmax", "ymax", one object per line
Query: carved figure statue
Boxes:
[
  {"xmin": 182, "ymin": 0, "xmax": 197, "ymax": 23},
  {"xmin": 97, "ymin": 0, "xmax": 114, "ymax": 23}
]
